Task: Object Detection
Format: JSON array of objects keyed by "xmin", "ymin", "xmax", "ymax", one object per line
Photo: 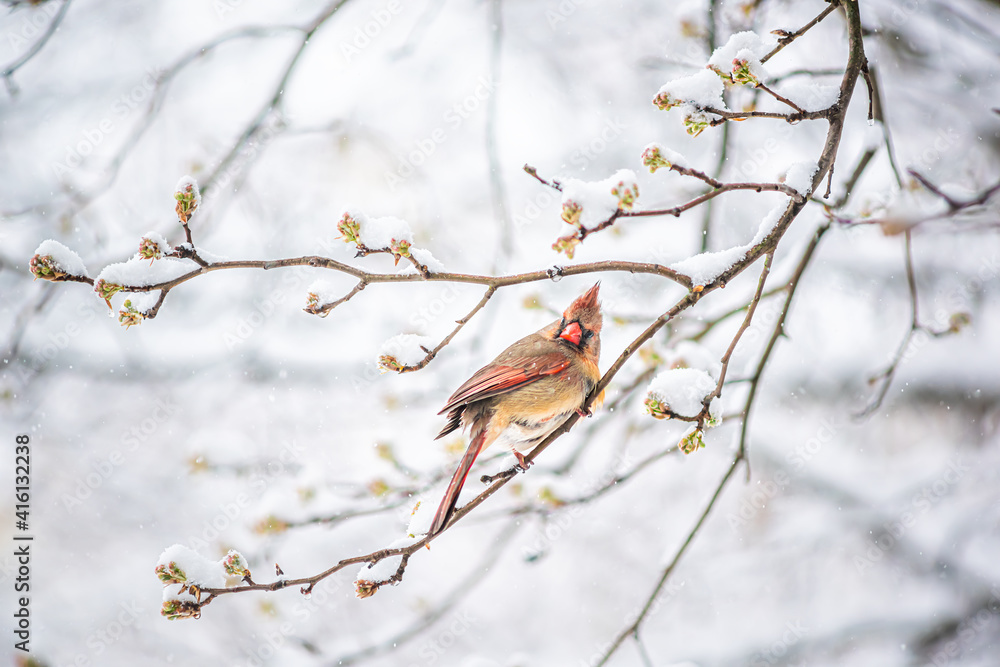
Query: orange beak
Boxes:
[{"xmin": 559, "ymin": 321, "xmax": 583, "ymax": 346}]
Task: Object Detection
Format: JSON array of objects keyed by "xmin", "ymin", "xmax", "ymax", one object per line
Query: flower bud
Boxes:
[
  {"xmin": 94, "ymin": 279, "xmax": 123, "ymax": 309},
  {"xmin": 389, "ymin": 238, "xmax": 412, "ymax": 265},
  {"xmin": 641, "ymin": 145, "xmax": 673, "ymax": 173},
  {"xmin": 684, "ymin": 113, "xmax": 711, "ymax": 137},
  {"xmin": 560, "ymin": 200, "xmax": 583, "ymax": 227},
  {"xmin": 222, "ymin": 551, "xmax": 251, "ymax": 579},
  {"xmin": 337, "ymin": 212, "xmax": 361, "ymax": 244},
  {"xmin": 653, "ymin": 91, "xmax": 681, "ymax": 111},
  {"xmin": 118, "ymin": 299, "xmax": 144, "ymax": 329},
  {"xmin": 155, "ymin": 561, "xmax": 187, "ymax": 585},
  {"xmin": 551, "ymin": 235, "xmax": 581, "ymax": 259},
  {"xmin": 643, "ymin": 395, "xmax": 672, "ymax": 420},
  {"xmin": 611, "ymin": 180, "xmax": 638, "ymax": 210},
  {"xmin": 730, "ymin": 58, "xmax": 759, "ymax": 86},
  {"xmin": 161, "ymin": 599, "xmax": 201, "ymax": 620},
  {"xmin": 678, "ymin": 428, "xmax": 705, "ymax": 455},
  {"xmin": 29, "ymin": 254, "xmax": 63, "ymax": 280},
  {"xmin": 378, "ymin": 354, "xmax": 403, "ymax": 373},
  {"xmin": 139, "ymin": 237, "xmax": 164, "ymax": 263},
  {"xmin": 174, "ymin": 177, "xmax": 201, "ymax": 225},
  {"xmin": 355, "ymin": 579, "xmax": 378, "ymax": 599}
]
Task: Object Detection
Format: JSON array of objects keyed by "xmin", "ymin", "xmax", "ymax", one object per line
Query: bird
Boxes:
[{"xmin": 428, "ymin": 282, "xmax": 604, "ymax": 536}]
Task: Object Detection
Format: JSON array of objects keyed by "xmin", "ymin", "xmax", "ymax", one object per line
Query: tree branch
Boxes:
[
  {"xmin": 1, "ymin": 0, "xmax": 72, "ymax": 94},
  {"xmin": 761, "ymin": 2, "xmax": 839, "ymax": 64}
]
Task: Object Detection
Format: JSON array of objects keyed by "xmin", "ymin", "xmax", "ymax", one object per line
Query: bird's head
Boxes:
[{"xmin": 555, "ymin": 282, "xmax": 602, "ymax": 358}]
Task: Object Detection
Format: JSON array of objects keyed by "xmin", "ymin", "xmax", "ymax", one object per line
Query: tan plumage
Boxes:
[{"xmin": 429, "ymin": 283, "xmax": 604, "ymax": 536}]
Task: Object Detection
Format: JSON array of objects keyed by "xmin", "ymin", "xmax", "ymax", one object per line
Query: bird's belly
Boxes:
[{"xmin": 492, "ymin": 410, "xmax": 574, "ymax": 453}]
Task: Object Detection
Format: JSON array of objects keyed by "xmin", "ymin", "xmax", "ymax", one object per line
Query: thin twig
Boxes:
[
  {"xmin": 2, "ymin": 0, "xmax": 72, "ymax": 94},
  {"xmin": 547, "ymin": 161, "xmax": 806, "ymax": 249},
  {"xmin": 757, "ymin": 82, "xmax": 806, "ymax": 113},
  {"xmin": 199, "ymin": 0, "xmax": 351, "ymax": 197},
  {"xmin": 592, "ymin": 5, "xmax": 868, "ymax": 647},
  {"xmin": 398, "ymin": 287, "xmax": 497, "ymax": 372},
  {"xmin": 740, "ymin": 223, "xmax": 831, "ymax": 464},
  {"xmin": 703, "ymin": 107, "xmax": 810, "ymax": 124},
  {"xmin": 49, "ymin": 254, "xmax": 695, "ymax": 319},
  {"xmin": 595, "ymin": 458, "xmax": 742, "ymax": 666},
  {"xmin": 865, "ymin": 64, "xmax": 904, "ymax": 188},
  {"xmin": 523, "ymin": 164, "xmax": 562, "ymax": 190},
  {"xmin": 760, "ymin": 2, "xmax": 839, "ymax": 64},
  {"xmin": 706, "ymin": 253, "xmax": 774, "ymax": 403},
  {"xmin": 856, "ymin": 229, "xmax": 919, "ymax": 418},
  {"xmin": 335, "ymin": 520, "xmax": 521, "ymax": 666}
]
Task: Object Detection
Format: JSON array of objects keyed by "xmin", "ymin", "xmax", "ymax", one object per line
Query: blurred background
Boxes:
[{"xmin": 1, "ymin": 0, "xmax": 999, "ymax": 665}]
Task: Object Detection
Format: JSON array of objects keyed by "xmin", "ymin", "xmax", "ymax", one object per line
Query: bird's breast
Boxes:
[{"xmin": 490, "ymin": 409, "xmax": 575, "ymax": 453}]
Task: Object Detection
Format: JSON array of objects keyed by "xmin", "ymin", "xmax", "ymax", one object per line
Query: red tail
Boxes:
[{"xmin": 429, "ymin": 430, "xmax": 486, "ymax": 536}]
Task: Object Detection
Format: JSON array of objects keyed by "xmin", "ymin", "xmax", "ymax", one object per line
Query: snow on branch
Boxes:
[
  {"xmin": 27, "ymin": 3, "xmax": 877, "ymax": 650},
  {"xmin": 29, "ymin": 239, "xmax": 90, "ymax": 283}
]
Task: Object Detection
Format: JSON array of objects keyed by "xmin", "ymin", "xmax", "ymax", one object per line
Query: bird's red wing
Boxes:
[{"xmin": 438, "ymin": 355, "xmax": 570, "ymax": 415}]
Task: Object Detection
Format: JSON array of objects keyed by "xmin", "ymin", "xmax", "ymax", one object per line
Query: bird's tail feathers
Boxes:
[{"xmin": 428, "ymin": 429, "xmax": 486, "ymax": 536}]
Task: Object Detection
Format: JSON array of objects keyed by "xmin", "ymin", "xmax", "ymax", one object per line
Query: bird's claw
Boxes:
[
  {"xmin": 575, "ymin": 406, "xmax": 593, "ymax": 418},
  {"xmin": 513, "ymin": 451, "xmax": 532, "ymax": 471}
]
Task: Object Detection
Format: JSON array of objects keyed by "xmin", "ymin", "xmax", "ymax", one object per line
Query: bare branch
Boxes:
[
  {"xmin": 596, "ymin": 457, "xmax": 743, "ymax": 666},
  {"xmin": 909, "ymin": 170, "xmax": 1000, "ymax": 212},
  {"xmin": 702, "ymin": 105, "xmax": 829, "ymax": 125},
  {"xmin": 304, "ymin": 280, "xmax": 367, "ymax": 318},
  {"xmin": 756, "ymin": 82, "xmax": 807, "ymax": 113},
  {"xmin": 199, "ymin": 0, "xmax": 352, "ymax": 198},
  {"xmin": 397, "ymin": 286, "xmax": 496, "ymax": 372},
  {"xmin": 523, "ymin": 163, "xmax": 562, "ymax": 191},
  {"xmin": 543, "ymin": 158, "xmax": 806, "ymax": 251},
  {"xmin": 53, "ymin": 252, "xmax": 695, "ymax": 324},
  {"xmin": 856, "ymin": 229, "xmax": 919, "ymax": 418},
  {"xmin": 594, "ymin": 8, "xmax": 868, "ymax": 659},
  {"xmin": 2, "ymin": 0, "xmax": 72, "ymax": 94},
  {"xmin": 336, "ymin": 520, "xmax": 521, "ymax": 665},
  {"xmin": 761, "ymin": 2, "xmax": 840, "ymax": 64}
]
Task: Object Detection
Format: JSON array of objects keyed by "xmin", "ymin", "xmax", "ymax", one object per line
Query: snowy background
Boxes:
[{"xmin": 2, "ymin": 0, "xmax": 1000, "ymax": 665}]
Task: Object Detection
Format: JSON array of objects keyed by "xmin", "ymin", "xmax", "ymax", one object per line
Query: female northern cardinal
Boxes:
[{"xmin": 428, "ymin": 283, "xmax": 603, "ymax": 536}]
